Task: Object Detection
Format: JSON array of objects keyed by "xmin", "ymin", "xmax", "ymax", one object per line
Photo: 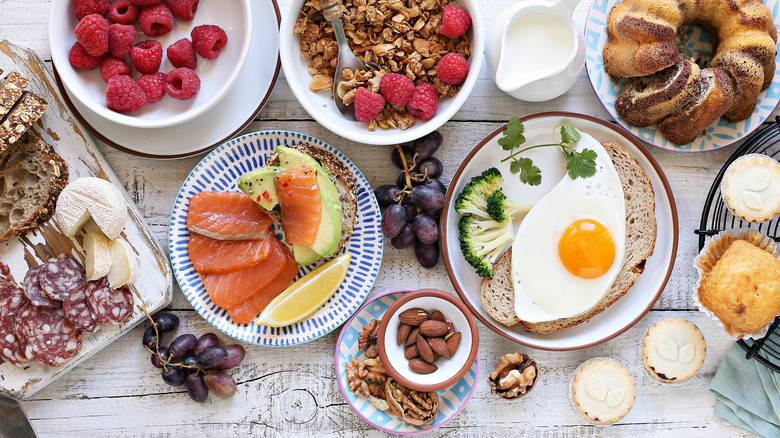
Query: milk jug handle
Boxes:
[{"xmin": 555, "ymin": 0, "xmax": 580, "ymax": 16}]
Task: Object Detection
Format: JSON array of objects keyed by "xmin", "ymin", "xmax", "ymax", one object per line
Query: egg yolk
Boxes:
[{"xmin": 558, "ymin": 219, "xmax": 615, "ymax": 279}]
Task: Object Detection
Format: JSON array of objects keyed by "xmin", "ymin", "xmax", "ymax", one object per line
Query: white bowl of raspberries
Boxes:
[
  {"xmin": 280, "ymin": 0, "xmax": 484, "ymax": 145},
  {"xmin": 49, "ymin": 0, "xmax": 252, "ymax": 129}
]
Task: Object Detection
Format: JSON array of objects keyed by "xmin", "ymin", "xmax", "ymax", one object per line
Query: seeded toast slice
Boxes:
[
  {"xmin": 480, "ymin": 142, "xmax": 657, "ymax": 333},
  {"xmin": 264, "ymin": 143, "xmax": 358, "ymax": 253}
]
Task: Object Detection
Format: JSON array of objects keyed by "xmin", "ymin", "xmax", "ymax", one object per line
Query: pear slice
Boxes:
[
  {"xmin": 83, "ymin": 232, "xmax": 111, "ymax": 281},
  {"xmin": 107, "ymin": 239, "xmax": 138, "ymax": 288}
]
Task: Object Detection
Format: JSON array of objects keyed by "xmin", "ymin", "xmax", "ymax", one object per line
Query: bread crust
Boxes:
[{"xmin": 479, "ymin": 142, "xmax": 656, "ymax": 333}]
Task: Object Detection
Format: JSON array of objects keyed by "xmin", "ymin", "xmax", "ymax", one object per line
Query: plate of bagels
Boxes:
[{"xmin": 441, "ymin": 112, "xmax": 679, "ymax": 351}]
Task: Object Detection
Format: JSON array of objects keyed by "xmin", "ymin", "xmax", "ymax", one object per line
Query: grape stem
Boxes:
[
  {"xmin": 394, "ymin": 144, "xmax": 431, "ymax": 204},
  {"xmin": 140, "ymin": 307, "xmax": 202, "ymax": 374}
]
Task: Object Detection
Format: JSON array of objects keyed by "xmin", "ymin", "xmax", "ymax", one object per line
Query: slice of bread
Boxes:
[
  {"xmin": 264, "ymin": 143, "xmax": 358, "ymax": 252},
  {"xmin": 480, "ymin": 142, "xmax": 657, "ymax": 333},
  {"xmin": 0, "ymin": 133, "xmax": 68, "ymax": 242}
]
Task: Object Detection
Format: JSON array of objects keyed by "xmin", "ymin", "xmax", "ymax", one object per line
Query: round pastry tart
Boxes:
[
  {"xmin": 642, "ymin": 317, "xmax": 706, "ymax": 384},
  {"xmin": 721, "ymin": 154, "xmax": 780, "ymax": 223},
  {"xmin": 570, "ymin": 357, "xmax": 636, "ymax": 425}
]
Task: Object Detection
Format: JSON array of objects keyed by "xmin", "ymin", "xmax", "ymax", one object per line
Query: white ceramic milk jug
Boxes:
[{"xmin": 486, "ymin": 0, "xmax": 585, "ymax": 102}]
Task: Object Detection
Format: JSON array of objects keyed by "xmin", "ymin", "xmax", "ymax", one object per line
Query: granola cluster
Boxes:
[{"xmin": 294, "ymin": 0, "xmax": 471, "ymax": 130}]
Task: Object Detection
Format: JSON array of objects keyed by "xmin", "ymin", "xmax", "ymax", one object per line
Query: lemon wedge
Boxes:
[{"xmin": 255, "ymin": 253, "xmax": 351, "ymax": 327}]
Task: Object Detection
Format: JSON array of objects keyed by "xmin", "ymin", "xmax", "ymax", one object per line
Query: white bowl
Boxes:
[
  {"xmin": 279, "ymin": 0, "xmax": 484, "ymax": 145},
  {"xmin": 48, "ymin": 0, "xmax": 251, "ymax": 129}
]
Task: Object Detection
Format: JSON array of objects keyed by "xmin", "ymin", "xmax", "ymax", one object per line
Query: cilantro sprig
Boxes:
[{"xmin": 498, "ymin": 118, "xmax": 597, "ymax": 186}]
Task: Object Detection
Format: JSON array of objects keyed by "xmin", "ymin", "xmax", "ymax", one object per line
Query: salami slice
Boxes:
[
  {"xmin": 0, "ymin": 261, "xmax": 11, "ymax": 282},
  {"xmin": 62, "ymin": 283, "xmax": 97, "ymax": 332},
  {"xmin": 23, "ymin": 265, "xmax": 60, "ymax": 308},
  {"xmin": 0, "ymin": 281, "xmax": 29, "ymax": 366},
  {"xmin": 38, "ymin": 254, "xmax": 86, "ymax": 302},
  {"xmin": 85, "ymin": 278, "xmax": 135, "ymax": 324},
  {"xmin": 13, "ymin": 304, "xmax": 83, "ymax": 367}
]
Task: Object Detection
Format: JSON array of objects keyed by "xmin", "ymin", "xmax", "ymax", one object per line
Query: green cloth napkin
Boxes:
[{"xmin": 710, "ymin": 342, "xmax": 780, "ymax": 438}]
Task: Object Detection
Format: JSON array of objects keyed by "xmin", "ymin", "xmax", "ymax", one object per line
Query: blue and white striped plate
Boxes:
[
  {"xmin": 585, "ymin": 0, "xmax": 780, "ymax": 152},
  {"xmin": 168, "ymin": 131, "xmax": 383, "ymax": 346}
]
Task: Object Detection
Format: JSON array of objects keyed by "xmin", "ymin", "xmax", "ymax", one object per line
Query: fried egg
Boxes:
[{"xmin": 511, "ymin": 131, "xmax": 626, "ymax": 323}]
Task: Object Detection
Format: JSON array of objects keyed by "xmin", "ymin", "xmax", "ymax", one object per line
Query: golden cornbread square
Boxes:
[{"xmin": 698, "ymin": 239, "xmax": 780, "ymax": 337}]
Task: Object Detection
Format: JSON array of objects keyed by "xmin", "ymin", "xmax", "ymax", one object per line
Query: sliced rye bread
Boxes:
[
  {"xmin": 0, "ymin": 133, "xmax": 69, "ymax": 242},
  {"xmin": 480, "ymin": 141, "xmax": 657, "ymax": 333},
  {"xmin": 264, "ymin": 143, "xmax": 358, "ymax": 252}
]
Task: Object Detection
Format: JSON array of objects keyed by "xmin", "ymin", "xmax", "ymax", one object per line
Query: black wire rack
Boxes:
[{"xmin": 696, "ymin": 117, "xmax": 780, "ymax": 372}]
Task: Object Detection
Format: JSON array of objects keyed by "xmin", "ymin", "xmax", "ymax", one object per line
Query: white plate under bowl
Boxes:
[
  {"xmin": 584, "ymin": 0, "xmax": 780, "ymax": 152},
  {"xmin": 49, "ymin": 0, "xmax": 252, "ymax": 129},
  {"xmin": 279, "ymin": 0, "xmax": 484, "ymax": 145},
  {"xmin": 440, "ymin": 112, "xmax": 679, "ymax": 351},
  {"xmin": 52, "ymin": 0, "xmax": 280, "ymax": 158},
  {"xmin": 168, "ymin": 131, "xmax": 383, "ymax": 346}
]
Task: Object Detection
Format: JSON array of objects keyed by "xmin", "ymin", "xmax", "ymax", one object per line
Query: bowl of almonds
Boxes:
[{"xmin": 377, "ymin": 288, "xmax": 479, "ymax": 392}]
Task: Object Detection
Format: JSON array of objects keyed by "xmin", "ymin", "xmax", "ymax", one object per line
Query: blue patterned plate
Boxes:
[
  {"xmin": 168, "ymin": 131, "xmax": 383, "ymax": 345},
  {"xmin": 585, "ymin": 0, "xmax": 780, "ymax": 152},
  {"xmin": 335, "ymin": 290, "xmax": 479, "ymax": 435}
]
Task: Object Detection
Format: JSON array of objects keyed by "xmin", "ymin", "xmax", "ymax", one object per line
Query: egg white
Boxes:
[{"xmin": 511, "ymin": 131, "xmax": 626, "ymax": 323}]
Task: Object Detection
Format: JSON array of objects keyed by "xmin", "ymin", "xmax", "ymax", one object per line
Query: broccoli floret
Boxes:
[
  {"xmin": 454, "ymin": 167, "xmax": 504, "ymax": 218},
  {"xmin": 458, "ymin": 214, "xmax": 515, "ymax": 278},
  {"xmin": 486, "ymin": 189, "xmax": 533, "ymax": 223}
]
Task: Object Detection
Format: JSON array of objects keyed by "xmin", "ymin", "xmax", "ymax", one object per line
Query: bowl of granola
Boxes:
[{"xmin": 280, "ymin": 0, "xmax": 483, "ymax": 145}]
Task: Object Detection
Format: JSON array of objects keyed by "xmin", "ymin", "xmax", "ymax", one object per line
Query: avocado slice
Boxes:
[
  {"xmin": 238, "ymin": 166, "xmax": 283, "ymax": 210},
  {"xmin": 277, "ymin": 146, "xmax": 343, "ymax": 265}
]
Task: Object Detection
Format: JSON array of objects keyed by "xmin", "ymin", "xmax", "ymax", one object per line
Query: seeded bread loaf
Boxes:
[
  {"xmin": 480, "ymin": 142, "xmax": 657, "ymax": 333},
  {"xmin": 0, "ymin": 133, "xmax": 68, "ymax": 242}
]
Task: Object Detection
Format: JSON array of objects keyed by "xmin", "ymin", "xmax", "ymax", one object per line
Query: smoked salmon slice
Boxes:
[
  {"xmin": 188, "ymin": 234, "xmax": 273, "ymax": 274},
  {"xmin": 187, "ymin": 191, "xmax": 272, "ymax": 240},
  {"xmin": 202, "ymin": 235, "xmax": 290, "ymax": 309},
  {"xmin": 227, "ymin": 248, "xmax": 299, "ymax": 324},
  {"xmin": 274, "ymin": 166, "xmax": 321, "ymax": 246}
]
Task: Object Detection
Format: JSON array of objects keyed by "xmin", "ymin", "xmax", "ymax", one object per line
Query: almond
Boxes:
[
  {"xmin": 419, "ymin": 320, "xmax": 448, "ymax": 337},
  {"xmin": 397, "ymin": 323, "xmax": 411, "ymax": 346},
  {"xmin": 446, "ymin": 332, "xmax": 462, "ymax": 357},
  {"xmin": 428, "ymin": 336, "xmax": 449, "ymax": 358},
  {"xmin": 399, "ymin": 308, "xmax": 428, "ymax": 326},
  {"xmin": 416, "ymin": 333, "xmax": 434, "ymax": 363},
  {"xmin": 429, "ymin": 310, "xmax": 444, "ymax": 321},
  {"xmin": 444, "ymin": 320, "xmax": 455, "ymax": 337},
  {"xmin": 404, "ymin": 344, "xmax": 419, "ymax": 360},
  {"xmin": 405, "ymin": 327, "xmax": 420, "ymax": 347},
  {"xmin": 409, "ymin": 358, "xmax": 438, "ymax": 374}
]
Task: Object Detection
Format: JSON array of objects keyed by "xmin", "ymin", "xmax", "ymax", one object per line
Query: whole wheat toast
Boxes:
[{"xmin": 480, "ymin": 142, "xmax": 657, "ymax": 333}]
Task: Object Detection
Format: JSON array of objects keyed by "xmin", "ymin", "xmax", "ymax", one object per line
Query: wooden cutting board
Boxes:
[{"xmin": 0, "ymin": 39, "xmax": 172, "ymax": 399}]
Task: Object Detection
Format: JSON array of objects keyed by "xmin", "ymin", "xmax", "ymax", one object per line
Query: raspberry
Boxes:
[
  {"xmin": 108, "ymin": 24, "xmax": 136, "ymax": 58},
  {"xmin": 69, "ymin": 42, "xmax": 102, "ymax": 70},
  {"xmin": 164, "ymin": 68, "xmax": 200, "ymax": 100},
  {"xmin": 106, "ymin": 75, "xmax": 146, "ymax": 113},
  {"xmin": 436, "ymin": 53, "xmax": 469, "ymax": 85},
  {"xmin": 75, "ymin": 14, "xmax": 109, "ymax": 57},
  {"xmin": 130, "ymin": 40, "xmax": 163, "ymax": 74},
  {"xmin": 166, "ymin": 38, "xmax": 197, "ymax": 70},
  {"xmin": 136, "ymin": 72, "xmax": 166, "ymax": 104},
  {"xmin": 130, "ymin": 0, "xmax": 161, "ymax": 5},
  {"xmin": 438, "ymin": 4, "xmax": 471, "ymax": 38},
  {"xmin": 406, "ymin": 82, "xmax": 439, "ymax": 120},
  {"xmin": 108, "ymin": 0, "xmax": 140, "ymax": 25},
  {"xmin": 74, "ymin": 0, "xmax": 109, "ymax": 20},
  {"xmin": 99, "ymin": 56, "xmax": 130, "ymax": 82},
  {"xmin": 139, "ymin": 4, "xmax": 174, "ymax": 37},
  {"xmin": 354, "ymin": 87, "xmax": 386, "ymax": 123},
  {"xmin": 191, "ymin": 25, "xmax": 228, "ymax": 60},
  {"xmin": 166, "ymin": 0, "xmax": 200, "ymax": 21},
  {"xmin": 379, "ymin": 73, "xmax": 416, "ymax": 107}
]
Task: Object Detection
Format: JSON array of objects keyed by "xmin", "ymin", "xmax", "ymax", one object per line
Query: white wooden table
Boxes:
[{"xmin": 0, "ymin": 0, "xmax": 770, "ymax": 436}]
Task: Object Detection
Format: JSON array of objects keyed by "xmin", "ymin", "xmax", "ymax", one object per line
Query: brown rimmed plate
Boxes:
[
  {"xmin": 440, "ymin": 112, "xmax": 678, "ymax": 351},
  {"xmin": 51, "ymin": 0, "xmax": 281, "ymax": 159}
]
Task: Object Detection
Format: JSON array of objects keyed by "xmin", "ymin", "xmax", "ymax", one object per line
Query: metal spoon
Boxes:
[
  {"xmin": 0, "ymin": 396, "xmax": 37, "ymax": 438},
  {"xmin": 320, "ymin": 0, "xmax": 366, "ymax": 121}
]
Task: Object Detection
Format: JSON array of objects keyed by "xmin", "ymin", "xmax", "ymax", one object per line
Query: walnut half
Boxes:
[
  {"xmin": 385, "ymin": 377, "xmax": 439, "ymax": 426},
  {"xmin": 487, "ymin": 352, "xmax": 539, "ymax": 400}
]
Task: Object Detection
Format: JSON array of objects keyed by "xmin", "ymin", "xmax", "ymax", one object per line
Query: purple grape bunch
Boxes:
[
  {"xmin": 142, "ymin": 312, "xmax": 246, "ymax": 402},
  {"xmin": 375, "ymin": 131, "xmax": 446, "ymax": 268}
]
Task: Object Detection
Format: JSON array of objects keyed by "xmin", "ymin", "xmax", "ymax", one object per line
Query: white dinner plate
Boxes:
[
  {"xmin": 168, "ymin": 131, "xmax": 383, "ymax": 346},
  {"xmin": 585, "ymin": 0, "xmax": 780, "ymax": 152},
  {"xmin": 52, "ymin": 0, "xmax": 281, "ymax": 158},
  {"xmin": 440, "ymin": 112, "xmax": 679, "ymax": 351}
]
